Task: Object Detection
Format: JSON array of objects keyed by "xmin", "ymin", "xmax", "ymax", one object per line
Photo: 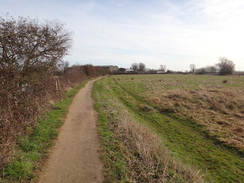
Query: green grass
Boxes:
[
  {"xmin": 93, "ymin": 75, "xmax": 244, "ymax": 183},
  {"xmin": 92, "ymin": 77, "xmax": 205, "ymax": 183},
  {"xmin": 92, "ymin": 78, "xmax": 129, "ymax": 183},
  {"xmin": 112, "ymin": 75, "xmax": 244, "ymax": 153},
  {"xmin": 1, "ymin": 81, "xmax": 89, "ymax": 182},
  {"xmin": 115, "ymin": 74, "xmax": 244, "ymax": 92}
]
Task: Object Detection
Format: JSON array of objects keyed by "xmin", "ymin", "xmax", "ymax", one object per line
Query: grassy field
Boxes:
[{"xmin": 93, "ymin": 74, "xmax": 244, "ymax": 183}]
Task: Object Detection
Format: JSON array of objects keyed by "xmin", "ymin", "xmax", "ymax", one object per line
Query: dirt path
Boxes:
[{"xmin": 38, "ymin": 79, "xmax": 103, "ymax": 183}]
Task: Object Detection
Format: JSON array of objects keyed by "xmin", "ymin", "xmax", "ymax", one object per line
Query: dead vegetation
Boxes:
[
  {"xmin": 102, "ymin": 97, "xmax": 204, "ymax": 182},
  {"xmin": 114, "ymin": 74, "xmax": 244, "ymax": 152},
  {"xmin": 145, "ymin": 83, "xmax": 244, "ymax": 152},
  {"xmin": 119, "ymin": 75, "xmax": 244, "ymax": 151}
]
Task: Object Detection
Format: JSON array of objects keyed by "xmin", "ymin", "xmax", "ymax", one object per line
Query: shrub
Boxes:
[{"xmin": 217, "ymin": 57, "xmax": 235, "ymax": 75}]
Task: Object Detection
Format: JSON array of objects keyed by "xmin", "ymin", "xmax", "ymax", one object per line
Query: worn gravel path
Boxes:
[{"xmin": 38, "ymin": 79, "xmax": 104, "ymax": 183}]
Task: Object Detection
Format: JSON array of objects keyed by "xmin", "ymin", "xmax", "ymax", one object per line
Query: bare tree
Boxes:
[
  {"xmin": 131, "ymin": 63, "xmax": 138, "ymax": 72},
  {"xmin": 195, "ymin": 67, "xmax": 207, "ymax": 75},
  {"xmin": 205, "ymin": 65, "xmax": 217, "ymax": 73},
  {"xmin": 159, "ymin": 65, "xmax": 166, "ymax": 72},
  {"xmin": 0, "ymin": 16, "xmax": 72, "ymax": 104},
  {"xmin": 0, "ymin": 16, "xmax": 72, "ymax": 79},
  {"xmin": 58, "ymin": 61, "xmax": 70, "ymax": 72},
  {"xmin": 190, "ymin": 64, "xmax": 196, "ymax": 73},
  {"xmin": 138, "ymin": 62, "xmax": 146, "ymax": 72},
  {"xmin": 217, "ymin": 57, "xmax": 235, "ymax": 75}
]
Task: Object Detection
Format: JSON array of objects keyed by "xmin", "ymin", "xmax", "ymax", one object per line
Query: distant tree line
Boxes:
[
  {"xmin": 118, "ymin": 57, "xmax": 236, "ymax": 75},
  {"xmin": 191, "ymin": 57, "xmax": 235, "ymax": 75},
  {"xmin": 131, "ymin": 62, "xmax": 146, "ymax": 72}
]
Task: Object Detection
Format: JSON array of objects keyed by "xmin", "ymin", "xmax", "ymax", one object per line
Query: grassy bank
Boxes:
[
  {"xmin": 1, "ymin": 81, "xmax": 89, "ymax": 182},
  {"xmin": 92, "ymin": 77, "xmax": 204, "ymax": 183},
  {"xmin": 93, "ymin": 75, "xmax": 243, "ymax": 183}
]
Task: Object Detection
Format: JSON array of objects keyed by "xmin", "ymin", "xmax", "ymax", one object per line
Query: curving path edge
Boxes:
[{"xmin": 38, "ymin": 79, "xmax": 103, "ymax": 183}]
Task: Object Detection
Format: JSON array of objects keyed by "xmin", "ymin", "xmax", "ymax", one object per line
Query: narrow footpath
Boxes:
[{"xmin": 38, "ymin": 79, "xmax": 104, "ymax": 183}]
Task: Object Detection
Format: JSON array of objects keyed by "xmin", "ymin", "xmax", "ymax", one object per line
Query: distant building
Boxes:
[
  {"xmin": 125, "ymin": 69, "xmax": 135, "ymax": 73},
  {"xmin": 100, "ymin": 65, "xmax": 119, "ymax": 73},
  {"xmin": 118, "ymin": 68, "xmax": 126, "ymax": 73},
  {"xmin": 157, "ymin": 71, "xmax": 166, "ymax": 74}
]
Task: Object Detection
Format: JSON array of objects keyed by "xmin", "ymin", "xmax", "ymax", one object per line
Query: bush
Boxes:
[
  {"xmin": 217, "ymin": 57, "xmax": 235, "ymax": 75},
  {"xmin": 0, "ymin": 16, "xmax": 72, "ymax": 169}
]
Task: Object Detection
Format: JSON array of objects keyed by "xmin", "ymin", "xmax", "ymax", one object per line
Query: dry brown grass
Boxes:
[
  {"xmin": 103, "ymin": 98, "xmax": 204, "ymax": 182},
  {"xmin": 148, "ymin": 87, "xmax": 244, "ymax": 151}
]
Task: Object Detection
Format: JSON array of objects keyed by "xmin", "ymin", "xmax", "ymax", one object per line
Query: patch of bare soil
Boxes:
[{"xmin": 38, "ymin": 79, "xmax": 103, "ymax": 183}]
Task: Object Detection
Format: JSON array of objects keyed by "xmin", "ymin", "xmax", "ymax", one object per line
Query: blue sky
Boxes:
[{"xmin": 1, "ymin": 0, "xmax": 244, "ymax": 71}]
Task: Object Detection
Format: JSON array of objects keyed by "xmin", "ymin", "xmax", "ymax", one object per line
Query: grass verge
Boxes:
[
  {"xmin": 1, "ymin": 81, "xmax": 89, "ymax": 182},
  {"xmin": 92, "ymin": 78, "xmax": 128, "ymax": 183}
]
